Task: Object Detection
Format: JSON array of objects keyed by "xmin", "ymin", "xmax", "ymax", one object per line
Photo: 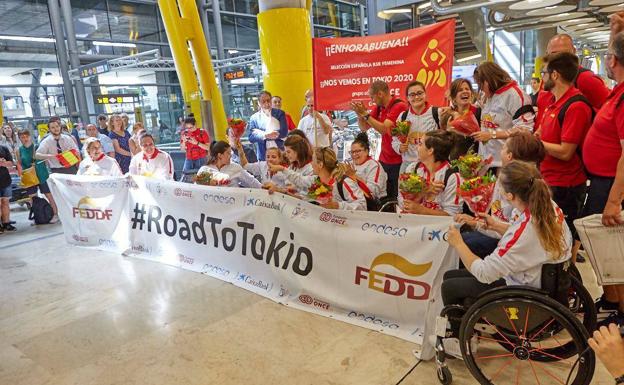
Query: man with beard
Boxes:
[
  {"xmin": 36, "ymin": 116, "xmax": 81, "ymax": 174},
  {"xmin": 581, "ymin": 31, "xmax": 624, "ymax": 328},
  {"xmin": 538, "ymin": 52, "xmax": 594, "ymax": 264}
]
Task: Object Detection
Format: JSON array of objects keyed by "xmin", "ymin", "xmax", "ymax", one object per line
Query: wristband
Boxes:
[{"xmin": 363, "ymin": 114, "xmax": 370, "ymax": 121}]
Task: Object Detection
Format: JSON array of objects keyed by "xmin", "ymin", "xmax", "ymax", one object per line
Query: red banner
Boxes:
[{"xmin": 312, "ymin": 20, "xmax": 456, "ymax": 111}]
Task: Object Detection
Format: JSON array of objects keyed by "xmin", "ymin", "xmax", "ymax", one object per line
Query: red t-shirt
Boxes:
[
  {"xmin": 583, "ymin": 82, "xmax": 624, "ymax": 178},
  {"xmin": 369, "ymin": 96, "xmax": 407, "ymax": 165},
  {"xmin": 539, "ymin": 87, "xmax": 592, "ymax": 187},
  {"xmin": 536, "ymin": 67, "xmax": 610, "ymax": 129},
  {"xmin": 181, "ymin": 128, "xmax": 209, "ymax": 160},
  {"xmin": 286, "ymin": 113, "xmax": 296, "ymax": 131}
]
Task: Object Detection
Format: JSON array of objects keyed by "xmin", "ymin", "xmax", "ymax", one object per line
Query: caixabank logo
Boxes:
[
  {"xmin": 355, "ymin": 253, "xmax": 432, "ymax": 300},
  {"xmin": 72, "ymin": 196, "xmax": 113, "ymax": 221}
]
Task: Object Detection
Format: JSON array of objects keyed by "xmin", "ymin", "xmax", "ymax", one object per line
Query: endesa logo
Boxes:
[
  {"xmin": 72, "ymin": 196, "xmax": 113, "ymax": 221},
  {"xmin": 319, "ymin": 211, "xmax": 347, "ymax": 225},
  {"xmin": 298, "ymin": 294, "xmax": 330, "ymax": 310},
  {"xmin": 355, "ymin": 252, "xmax": 432, "ymax": 300},
  {"xmin": 174, "ymin": 188, "xmax": 192, "ymax": 198},
  {"xmin": 245, "ymin": 197, "xmax": 283, "ymax": 212},
  {"xmin": 361, "ymin": 222, "xmax": 407, "ymax": 237},
  {"xmin": 203, "ymin": 193, "xmax": 235, "ymax": 205}
]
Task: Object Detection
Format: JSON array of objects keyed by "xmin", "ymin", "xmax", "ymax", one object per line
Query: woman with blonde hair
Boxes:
[
  {"xmin": 78, "ymin": 137, "xmax": 123, "ymax": 176},
  {"xmin": 270, "ymin": 147, "xmax": 366, "ymax": 210},
  {"xmin": 108, "ymin": 114, "xmax": 132, "ymax": 173}
]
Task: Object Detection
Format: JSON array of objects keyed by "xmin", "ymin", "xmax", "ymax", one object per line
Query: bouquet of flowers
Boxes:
[
  {"xmin": 307, "ymin": 177, "xmax": 333, "ymax": 204},
  {"xmin": 449, "ymin": 110, "xmax": 480, "ymax": 136},
  {"xmin": 391, "ymin": 120, "xmax": 411, "ymax": 143},
  {"xmin": 451, "ymin": 150, "xmax": 493, "ymax": 180},
  {"xmin": 458, "ymin": 173, "xmax": 497, "ymax": 214},
  {"xmin": 193, "ymin": 169, "xmax": 230, "ymax": 186},
  {"xmin": 227, "ymin": 118, "xmax": 247, "ymax": 139},
  {"xmin": 398, "ymin": 173, "xmax": 427, "ymax": 201}
]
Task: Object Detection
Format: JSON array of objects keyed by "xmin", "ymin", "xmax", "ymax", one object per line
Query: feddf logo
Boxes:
[
  {"xmin": 355, "ymin": 253, "xmax": 432, "ymax": 300},
  {"xmin": 72, "ymin": 196, "xmax": 113, "ymax": 220}
]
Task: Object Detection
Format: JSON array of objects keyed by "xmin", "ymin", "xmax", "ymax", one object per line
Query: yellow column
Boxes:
[
  {"xmin": 157, "ymin": 0, "xmax": 202, "ymax": 126},
  {"xmin": 533, "ymin": 56, "xmax": 543, "ymax": 80},
  {"xmin": 258, "ymin": 8, "xmax": 313, "ymax": 126},
  {"xmin": 178, "ymin": 0, "xmax": 228, "ymax": 140}
]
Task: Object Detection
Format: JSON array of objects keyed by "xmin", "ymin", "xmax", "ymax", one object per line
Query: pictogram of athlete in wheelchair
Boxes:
[{"xmin": 435, "ymin": 161, "xmax": 598, "ymax": 385}]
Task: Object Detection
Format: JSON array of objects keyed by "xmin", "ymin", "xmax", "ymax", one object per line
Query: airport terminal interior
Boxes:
[{"xmin": 1, "ymin": 1, "xmax": 624, "ymax": 384}]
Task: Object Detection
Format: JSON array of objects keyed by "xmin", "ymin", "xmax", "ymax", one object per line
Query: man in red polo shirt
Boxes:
[
  {"xmin": 351, "ymin": 80, "xmax": 407, "ymax": 200},
  {"xmin": 539, "ymin": 52, "xmax": 594, "ymax": 261},
  {"xmin": 536, "ymin": 34, "xmax": 610, "ymax": 130},
  {"xmin": 582, "ymin": 31, "xmax": 624, "ymax": 327},
  {"xmin": 180, "ymin": 116, "xmax": 210, "ymax": 177}
]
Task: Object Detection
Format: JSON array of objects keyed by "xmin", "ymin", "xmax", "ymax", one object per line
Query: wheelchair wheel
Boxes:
[
  {"xmin": 459, "ymin": 289, "xmax": 595, "ymax": 385},
  {"xmin": 437, "ymin": 366, "xmax": 452, "ymax": 385}
]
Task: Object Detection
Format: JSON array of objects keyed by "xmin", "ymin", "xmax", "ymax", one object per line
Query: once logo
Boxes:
[
  {"xmin": 299, "ymin": 294, "xmax": 313, "ymax": 304},
  {"xmin": 174, "ymin": 188, "xmax": 192, "ymax": 198},
  {"xmin": 319, "ymin": 212, "xmax": 347, "ymax": 225},
  {"xmin": 72, "ymin": 196, "xmax": 113, "ymax": 221},
  {"xmin": 203, "ymin": 193, "xmax": 235, "ymax": 205},
  {"xmin": 347, "ymin": 311, "xmax": 399, "ymax": 329},
  {"xmin": 361, "ymin": 222, "xmax": 407, "ymax": 237},
  {"xmin": 355, "ymin": 252, "xmax": 432, "ymax": 300}
]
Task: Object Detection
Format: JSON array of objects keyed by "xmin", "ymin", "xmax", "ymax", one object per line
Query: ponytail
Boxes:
[
  {"xmin": 208, "ymin": 140, "xmax": 230, "ymax": 165},
  {"xmin": 314, "ymin": 147, "xmax": 343, "ymax": 179},
  {"xmin": 500, "ymin": 161, "xmax": 566, "ymax": 260}
]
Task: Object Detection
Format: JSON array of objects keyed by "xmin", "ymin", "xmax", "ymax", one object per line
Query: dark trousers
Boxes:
[
  {"xmin": 462, "ymin": 231, "xmax": 499, "ymax": 259},
  {"xmin": 583, "ymin": 174, "xmax": 624, "ymax": 216},
  {"xmin": 551, "ymin": 183, "xmax": 587, "ymax": 240},
  {"xmin": 381, "ymin": 161, "xmax": 401, "ymax": 201},
  {"xmin": 51, "ymin": 165, "xmax": 78, "ymax": 175}
]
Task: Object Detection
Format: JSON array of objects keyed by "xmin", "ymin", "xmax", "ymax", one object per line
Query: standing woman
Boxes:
[
  {"xmin": 440, "ymin": 78, "xmax": 479, "ymax": 159},
  {"xmin": 108, "ymin": 114, "xmax": 132, "ymax": 173},
  {"xmin": 1, "ymin": 124, "xmax": 20, "ymax": 156},
  {"xmin": 471, "ymin": 63, "xmax": 534, "ymax": 170},
  {"xmin": 392, "ymin": 81, "xmax": 440, "ymax": 171}
]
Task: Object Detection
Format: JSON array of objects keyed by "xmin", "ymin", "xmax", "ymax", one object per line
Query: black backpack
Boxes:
[
  {"xmin": 398, "ymin": 107, "xmax": 441, "ymax": 129},
  {"xmin": 29, "ymin": 196, "xmax": 54, "ymax": 225},
  {"xmin": 555, "ymin": 94, "xmax": 596, "ymax": 164}
]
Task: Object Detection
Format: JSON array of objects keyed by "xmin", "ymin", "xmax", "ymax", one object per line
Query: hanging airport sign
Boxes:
[
  {"xmin": 94, "ymin": 94, "xmax": 140, "ymax": 105},
  {"xmin": 224, "ymin": 69, "xmax": 247, "ymax": 81},
  {"xmin": 78, "ymin": 62, "xmax": 110, "ymax": 79},
  {"xmin": 312, "ymin": 20, "xmax": 456, "ymax": 110}
]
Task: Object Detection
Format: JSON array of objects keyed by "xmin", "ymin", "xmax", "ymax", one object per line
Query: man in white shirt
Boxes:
[
  {"xmin": 297, "ymin": 94, "xmax": 333, "ymax": 148},
  {"xmin": 129, "ymin": 133, "xmax": 173, "ymax": 180},
  {"xmin": 85, "ymin": 124, "xmax": 115, "ymax": 158},
  {"xmin": 36, "ymin": 117, "xmax": 81, "ymax": 174}
]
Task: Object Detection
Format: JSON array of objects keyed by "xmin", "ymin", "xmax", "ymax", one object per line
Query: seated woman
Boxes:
[
  {"xmin": 197, "ymin": 141, "xmax": 261, "ymax": 188},
  {"xmin": 347, "ymin": 132, "xmax": 387, "ymax": 201},
  {"xmin": 78, "ymin": 137, "xmax": 123, "ymax": 176},
  {"xmin": 269, "ymin": 147, "xmax": 366, "ymax": 211},
  {"xmin": 455, "ymin": 131, "xmax": 546, "ymax": 258},
  {"xmin": 129, "ymin": 133, "xmax": 174, "ymax": 180},
  {"xmin": 266, "ymin": 134, "xmax": 313, "ymax": 194},
  {"xmin": 401, "ymin": 130, "xmax": 462, "ymax": 216},
  {"xmin": 236, "ymin": 140, "xmax": 287, "ymax": 188},
  {"xmin": 443, "ymin": 160, "xmax": 572, "ymax": 333}
]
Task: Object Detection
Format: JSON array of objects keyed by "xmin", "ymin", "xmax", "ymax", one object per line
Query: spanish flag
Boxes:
[{"xmin": 56, "ymin": 149, "xmax": 80, "ymax": 168}]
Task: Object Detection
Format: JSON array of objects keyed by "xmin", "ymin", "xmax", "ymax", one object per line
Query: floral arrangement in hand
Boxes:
[
  {"xmin": 458, "ymin": 173, "xmax": 497, "ymax": 214},
  {"xmin": 451, "ymin": 150, "xmax": 493, "ymax": 180},
  {"xmin": 227, "ymin": 118, "xmax": 247, "ymax": 139},
  {"xmin": 391, "ymin": 120, "xmax": 411, "ymax": 143},
  {"xmin": 194, "ymin": 169, "xmax": 230, "ymax": 186},
  {"xmin": 307, "ymin": 177, "xmax": 333, "ymax": 205},
  {"xmin": 449, "ymin": 110, "xmax": 480, "ymax": 136},
  {"xmin": 398, "ymin": 173, "xmax": 427, "ymax": 201}
]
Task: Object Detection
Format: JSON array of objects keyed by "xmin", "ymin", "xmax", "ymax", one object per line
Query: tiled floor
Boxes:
[{"xmin": 0, "ymin": 206, "xmax": 615, "ymax": 384}]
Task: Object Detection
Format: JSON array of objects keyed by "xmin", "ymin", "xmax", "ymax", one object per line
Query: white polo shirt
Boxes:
[
  {"xmin": 37, "ymin": 133, "xmax": 79, "ymax": 169},
  {"xmin": 129, "ymin": 149, "xmax": 174, "ymax": 180},
  {"xmin": 298, "ymin": 112, "xmax": 332, "ymax": 148}
]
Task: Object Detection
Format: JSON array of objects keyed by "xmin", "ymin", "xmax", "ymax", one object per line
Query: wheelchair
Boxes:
[{"xmin": 434, "ymin": 262, "xmax": 597, "ymax": 385}]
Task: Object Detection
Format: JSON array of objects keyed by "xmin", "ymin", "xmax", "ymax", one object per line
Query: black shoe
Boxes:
[
  {"xmin": 576, "ymin": 254, "xmax": 586, "ymax": 263},
  {"xmin": 597, "ymin": 311, "xmax": 624, "ymax": 328},
  {"xmin": 2, "ymin": 223, "xmax": 16, "ymax": 232},
  {"xmin": 0, "ymin": 225, "xmax": 4, "ymax": 234}
]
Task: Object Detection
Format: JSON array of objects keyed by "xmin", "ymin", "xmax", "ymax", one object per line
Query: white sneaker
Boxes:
[{"xmin": 49, "ymin": 215, "xmax": 60, "ymax": 224}]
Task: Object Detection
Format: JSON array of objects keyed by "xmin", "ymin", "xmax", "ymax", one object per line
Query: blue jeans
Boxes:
[
  {"xmin": 183, "ymin": 158, "xmax": 206, "ymax": 173},
  {"xmin": 462, "ymin": 231, "xmax": 499, "ymax": 259}
]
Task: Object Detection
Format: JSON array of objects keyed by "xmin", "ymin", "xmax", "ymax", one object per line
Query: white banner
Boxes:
[{"xmin": 49, "ymin": 174, "xmax": 458, "ymax": 359}]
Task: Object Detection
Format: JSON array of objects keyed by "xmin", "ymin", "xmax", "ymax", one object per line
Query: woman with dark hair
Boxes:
[
  {"xmin": 471, "ymin": 62, "xmax": 534, "ymax": 169},
  {"xmin": 197, "ymin": 141, "xmax": 261, "ymax": 188},
  {"xmin": 345, "ymin": 132, "xmax": 387, "ymax": 200},
  {"xmin": 270, "ymin": 147, "xmax": 366, "ymax": 210},
  {"xmin": 392, "ymin": 81, "xmax": 440, "ymax": 171},
  {"xmin": 440, "ymin": 78, "xmax": 478, "ymax": 159},
  {"xmin": 401, "ymin": 130, "xmax": 462, "ymax": 216}
]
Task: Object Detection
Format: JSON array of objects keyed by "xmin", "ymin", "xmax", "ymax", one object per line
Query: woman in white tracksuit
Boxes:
[
  {"xmin": 471, "ymin": 62, "xmax": 535, "ymax": 169},
  {"xmin": 236, "ymin": 141, "xmax": 287, "ymax": 188},
  {"xmin": 348, "ymin": 132, "xmax": 387, "ymax": 201},
  {"xmin": 270, "ymin": 147, "xmax": 366, "ymax": 211},
  {"xmin": 391, "ymin": 81, "xmax": 440, "ymax": 172}
]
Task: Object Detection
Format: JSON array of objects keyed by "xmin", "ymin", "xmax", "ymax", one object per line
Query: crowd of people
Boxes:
[{"xmin": 1, "ymin": 18, "xmax": 624, "ymax": 380}]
